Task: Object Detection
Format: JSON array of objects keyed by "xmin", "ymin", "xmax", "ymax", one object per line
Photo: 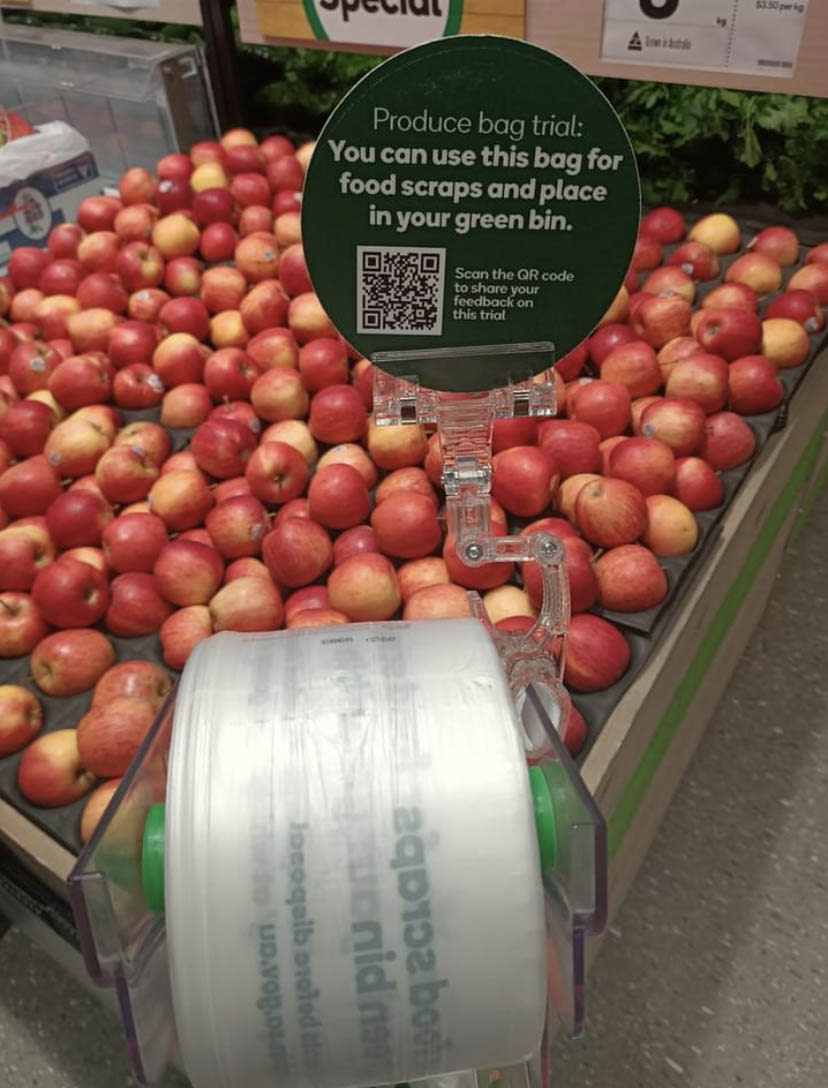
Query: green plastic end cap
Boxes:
[
  {"xmin": 529, "ymin": 766, "xmax": 557, "ymax": 872},
  {"xmin": 142, "ymin": 803, "xmax": 166, "ymax": 915}
]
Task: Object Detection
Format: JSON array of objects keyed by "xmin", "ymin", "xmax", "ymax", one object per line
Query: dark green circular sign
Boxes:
[{"xmin": 302, "ymin": 35, "xmax": 640, "ymax": 393}]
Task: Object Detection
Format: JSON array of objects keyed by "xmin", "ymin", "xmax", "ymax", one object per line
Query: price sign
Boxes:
[{"xmin": 602, "ymin": 0, "xmax": 809, "ymax": 78}]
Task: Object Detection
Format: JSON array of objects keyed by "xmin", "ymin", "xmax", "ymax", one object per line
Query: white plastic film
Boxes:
[{"xmin": 166, "ymin": 618, "xmax": 546, "ymax": 1088}]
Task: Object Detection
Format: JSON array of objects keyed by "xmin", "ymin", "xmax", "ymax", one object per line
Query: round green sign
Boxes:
[{"xmin": 302, "ymin": 35, "xmax": 640, "ymax": 393}]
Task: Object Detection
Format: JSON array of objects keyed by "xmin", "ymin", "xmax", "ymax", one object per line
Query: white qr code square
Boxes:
[{"xmin": 357, "ymin": 245, "xmax": 445, "ymax": 337}]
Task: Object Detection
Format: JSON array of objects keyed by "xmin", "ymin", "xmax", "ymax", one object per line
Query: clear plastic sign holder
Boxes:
[{"xmin": 66, "ymin": 341, "xmax": 607, "ymax": 1088}]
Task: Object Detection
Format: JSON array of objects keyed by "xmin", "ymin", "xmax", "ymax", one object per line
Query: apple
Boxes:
[
  {"xmin": 230, "ymin": 172, "xmax": 271, "ymax": 209},
  {"xmin": 17, "ymin": 729, "xmax": 95, "ymax": 807},
  {"xmin": 700, "ymin": 282, "xmax": 758, "ymax": 313},
  {"xmin": 308, "ymin": 384, "xmax": 367, "ymax": 445},
  {"xmin": 80, "ymin": 778, "xmax": 123, "ymax": 843},
  {"xmin": 316, "ymin": 443, "xmax": 379, "ymax": 489},
  {"xmin": 595, "ymin": 543, "xmax": 668, "ymax": 611},
  {"xmin": 366, "ymin": 421, "xmax": 429, "ymax": 471},
  {"xmin": 536, "ymin": 419, "xmax": 601, "ymax": 479},
  {"xmin": 224, "ymin": 557, "xmax": 269, "ymax": 583},
  {"xmin": 370, "ymin": 491, "xmax": 442, "ymax": 560},
  {"xmin": 760, "ymin": 317, "xmax": 810, "ymax": 369},
  {"xmin": 114, "ymin": 242, "xmax": 164, "ymax": 293},
  {"xmin": 45, "ymin": 489, "xmax": 112, "ymax": 549},
  {"xmin": 261, "ymin": 134, "xmax": 295, "ymax": 162},
  {"xmin": 287, "ymin": 292, "xmax": 339, "ymax": 343},
  {"xmin": 77, "ymin": 696, "xmax": 156, "ymax": 778},
  {"xmin": 298, "ymin": 338, "xmax": 349, "ymax": 391},
  {"xmin": 522, "ymin": 534, "xmax": 597, "ymax": 614},
  {"xmin": 266, "ymin": 155, "xmax": 304, "ymax": 192},
  {"xmin": 164, "ymin": 256, "xmax": 203, "ymax": 298},
  {"xmin": 667, "ymin": 240, "xmax": 719, "ymax": 281},
  {"xmin": 8, "ymin": 340, "xmax": 62, "ymax": 395},
  {"xmin": 152, "ymin": 332, "xmax": 208, "ymax": 387},
  {"xmin": 403, "ymin": 583, "xmax": 472, "ymax": 621},
  {"xmin": 161, "ymin": 451, "xmax": 204, "ymax": 478},
  {"xmin": 631, "ymin": 234, "xmax": 663, "ymax": 271},
  {"xmin": 113, "ymin": 364, "xmax": 165, "ymax": 410},
  {"xmin": 49, "ymin": 353, "xmax": 113, "ymax": 410},
  {"xmin": 35, "ymin": 296, "xmax": 83, "ymax": 341},
  {"xmin": 66, "ymin": 309, "xmax": 118, "ymax": 354},
  {"xmin": 725, "ymin": 252, "xmax": 782, "ymax": 297},
  {"xmin": 664, "ymin": 352, "xmax": 729, "ymax": 413},
  {"xmin": 674, "ymin": 456, "xmax": 725, "ymax": 511},
  {"xmin": 245, "ymin": 441, "xmax": 308, "ymax": 505},
  {"xmin": 201, "ymin": 267, "xmax": 247, "ymax": 314},
  {"xmin": 332, "ymin": 525, "xmax": 379, "ymax": 566},
  {"xmin": 568, "ymin": 379, "xmax": 630, "ymax": 439},
  {"xmin": 221, "ymin": 128, "xmax": 258, "ymax": 150},
  {"xmin": 76, "ymin": 272, "xmax": 129, "ymax": 315},
  {"xmin": 212, "ymin": 400, "xmax": 261, "ymax": 435},
  {"xmin": 699, "ymin": 412, "xmax": 756, "ymax": 470},
  {"xmin": 155, "ymin": 178, "xmax": 194, "ymax": 217},
  {"xmin": 327, "ymin": 553, "xmax": 401, "ymax": 621},
  {"xmin": 694, "ymin": 307, "xmax": 762, "ymax": 360},
  {"xmin": 787, "ymin": 263, "xmax": 828, "ymax": 306},
  {"xmin": 148, "ymin": 469, "xmax": 213, "ymax": 531},
  {"xmin": 587, "ymin": 323, "xmax": 636, "ymax": 368},
  {"xmin": 279, "ymin": 243, "xmax": 313, "ymax": 297},
  {"xmin": 284, "ymin": 586, "xmax": 330, "ymax": 625},
  {"xmin": 626, "ymin": 290, "xmax": 653, "ymax": 324},
  {"xmin": 641, "ymin": 266, "xmax": 695, "ymax": 304},
  {"xmin": 274, "ymin": 191, "xmax": 302, "ymax": 216},
  {"xmin": 106, "ymin": 572, "xmax": 173, "ymax": 636},
  {"xmin": 308, "ymin": 463, "xmax": 370, "ymax": 529},
  {"xmin": 641, "ymin": 396, "xmax": 706, "ymax": 456},
  {"xmin": 160, "ymin": 383, "xmax": 211, "ymax": 429},
  {"xmin": 190, "ymin": 162, "xmax": 230, "ymax": 193},
  {"xmin": 239, "ymin": 279, "xmax": 289, "ymax": 335},
  {"xmin": 226, "ymin": 144, "xmax": 265, "ymax": 174},
  {"xmin": 728, "ymin": 354, "xmax": 784, "ymax": 415},
  {"xmin": 640, "ymin": 206, "xmax": 685, "ymax": 244},
  {"xmin": 554, "ymin": 473, "xmax": 601, "ymax": 522},
  {"xmin": 159, "ymin": 605, "xmax": 213, "ymax": 669},
  {"xmin": 198, "ymin": 221, "xmax": 238, "ymax": 264},
  {"xmin": 151, "ymin": 213, "xmax": 200, "ymax": 260},
  {"xmin": 641, "ymin": 494, "xmax": 698, "ymax": 556},
  {"xmin": 606, "ymin": 436, "xmax": 675, "ymax": 497},
  {"xmin": 261, "ymin": 516, "xmax": 332, "ymax": 587},
  {"xmin": 32, "ymin": 555, "xmax": 109, "ymax": 628},
  {"xmin": 128, "ymin": 288, "xmax": 169, "ymax": 322},
  {"xmin": 564, "ymin": 612, "xmax": 630, "ymax": 692},
  {"xmin": 251, "ymin": 369, "xmax": 309, "ymax": 424},
  {"xmin": 260, "ymin": 419, "xmax": 317, "ymax": 466},
  {"xmin": 95, "ymin": 444, "xmax": 159, "ymax": 504},
  {"xmin": 487, "ymin": 445, "xmax": 555, "ymax": 519},
  {"xmin": 765, "ymin": 289, "xmax": 825, "ymax": 332},
  {"xmin": 442, "ymin": 531, "xmax": 513, "ymax": 590},
  {"xmin": 0, "ymin": 399, "xmax": 52, "ymax": 457},
  {"xmin": 375, "ymin": 466, "xmax": 437, "ymax": 507},
  {"xmin": 288, "ymin": 608, "xmax": 349, "ymax": 629},
  {"xmin": 158, "ymin": 297, "xmax": 209, "ymax": 342},
  {"xmin": 599, "ymin": 339, "xmax": 662, "ymax": 398},
  {"xmin": 209, "ymin": 310, "xmax": 249, "ymax": 350},
  {"xmin": 247, "ymin": 328, "xmax": 300, "ymax": 371},
  {"xmin": 77, "ymin": 231, "xmax": 121, "ymax": 275},
  {"xmin": 204, "ymin": 494, "xmax": 268, "ymax": 559},
  {"xmin": 748, "ymin": 225, "xmax": 799, "ymax": 267},
  {"xmin": 273, "ymin": 211, "xmax": 302, "ymax": 248},
  {"xmin": 39, "ymin": 259, "xmax": 84, "ymax": 296},
  {"xmin": 189, "ymin": 417, "xmax": 256, "ymax": 479},
  {"xmin": 192, "ymin": 187, "xmax": 234, "ymax": 227},
  {"xmin": 574, "ymin": 477, "xmax": 647, "ymax": 549},
  {"xmin": 806, "ymin": 243, "xmax": 828, "ymax": 266},
  {"xmin": 209, "ymin": 575, "xmax": 283, "ymax": 632},
  {"xmin": 597, "ymin": 284, "xmax": 628, "ymax": 326},
  {"xmin": 102, "ymin": 512, "xmax": 167, "ymax": 573},
  {"xmin": 657, "ymin": 336, "xmax": 704, "ymax": 381},
  {"xmin": 31, "ymin": 626, "xmax": 115, "ymax": 696},
  {"xmin": 688, "ymin": 212, "xmax": 740, "ymax": 254},
  {"xmin": 0, "ymin": 455, "xmax": 61, "ymax": 516},
  {"xmin": 48, "ymin": 222, "xmax": 85, "ymax": 260},
  {"xmin": 9, "ymin": 247, "xmax": 51, "ymax": 290},
  {"xmin": 10, "ymin": 290, "xmax": 45, "ymax": 324},
  {"xmin": 396, "ymin": 557, "xmax": 450, "ymax": 602},
  {"xmin": 150, "ymin": 539, "xmax": 224, "ymax": 608},
  {"xmin": 273, "ymin": 498, "xmax": 310, "ymax": 525},
  {"xmin": 0, "ymin": 592, "xmax": 49, "ymax": 656},
  {"xmin": 0, "ymin": 685, "xmax": 43, "ymax": 756},
  {"xmin": 235, "ymin": 233, "xmax": 280, "ymax": 283}
]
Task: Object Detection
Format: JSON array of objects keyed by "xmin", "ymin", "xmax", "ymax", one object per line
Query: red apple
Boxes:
[
  {"xmin": 728, "ymin": 354, "xmax": 784, "ymax": 415},
  {"xmin": 701, "ymin": 282, "xmax": 758, "ymax": 313},
  {"xmin": 442, "ymin": 531, "xmax": 513, "ymax": 591},
  {"xmin": 104, "ymin": 572, "xmax": 172, "ymax": 636},
  {"xmin": 0, "ymin": 684, "xmax": 44, "ymax": 756},
  {"xmin": 161, "ymin": 451, "xmax": 204, "ymax": 478},
  {"xmin": 283, "ymin": 585, "xmax": 330, "ymax": 624},
  {"xmin": 279, "ymin": 243, "xmax": 313, "ymax": 297},
  {"xmin": 9, "ymin": 291, "xmax": 44, "ymax": 326},
  {"xmin": 673, "ymin": 457, "xmax": 725, "ymax": 511},
  {"xmin": 748, "ymin": 225, "xmax": 799, "ymax": 267},
  {"xmin": 0, "ymin": 592, "xmax": 49, "ymax": 656},
  {"xmin": 308, "ymin": 384, "xmax": 367, "ymax": 445},
  {"xmin": 725, "ymin": 252, "xmax": 782, "ymax": 297},
  {"xmin": 403, "ymin": 583, "xmax": 472, "ymax": 621},
  {"xmin": 38, "ymin": 258, "xmax": 83, "ymax": 296},
  {"xmin": 261, "ymin": 419, "xmax": 316, "ymax": 466},
  {"xmin": 250, "ymin": 368, "xmax": 309, "ymax": 422},
  {"xmin": 118, "ymin": 167, "xmax": 156, "ymax": 206},
  {"xmin": 522, "ymin": 534, "xmax": 597, "ymax": 614},
  {"xmin": 806, "ymin": 243, "xmax": 828, "ymax": 266},
  {"xmin": 595, "ymin": 544, "xmax": 668, "ymax": 611},
  {"xmin": 261, "ymin": 517, "xmax": 331, "ymax": 587},
  {"xmin": 77, "ymin": 696, "xmax": 156, "ymax": 778},
  {"xmin": 266, "ymin": 155, "xmax": 303, "ymax": 192},
  {"xmin": 204, "ymin": 494, "xmax": 269, "ymax": 559},
  {"xmin": 239, "ymin": 279, "xmax": 289, "ymax": 336},
  {"xmin": 45, "ymin": 489, "xmax": 112, "ymax": 548},
  {"xmin": 115, "ymin": 241, "xmax": 165, "ymax": 292},
  {"xmin": 190, "ymin": 417, "xmax": 257, "ymax": 478},
  {"xmin": 0, "ymin": 455, "xmax": 61, "ymax": 516},
  {"xmin": 153, "ymin": 539, "xmax": 224, "ymax": 607},
  {"xmin": 160, "ymin": 383, "xmax": 212, "ymax": 429},
  {"xmin": 397, "ymin": 557, "xmax": 449, "ymax": 601},
  {"xmin": 112, "ymin": 364, "xmax": 164, "ymax": 410},
  {"xmin": 76, "ymin": 272, "xmax": 128, "ymax": 314},
  {"xmin": 102, "ymin": 512, "xmax": 168, "ymax": 573},
  {"xmin": 488, "ymin": 445, "xmax": 556, "ymax": 518},
  {"xmin": 208, "ymin": 575, "xmax": 283, "ymax": 633},
  {"xmin": 287, "ymin": 291, "xmax": 338, "ymax": 343},
  {"xmin": 331, "ymin": 525, "xmax": 378, "ymax": 566},
  {"xmin": 640, "ymin": 206, "xmax": 685, "ymax": 244},
  {"xmin": 375, "ymin": 467, "xmax": 437, "ymax": 507},
  {"xmin": 44, "ymin": 416, "xmax": 110, "ymax": 478},
  {"xmin": 600, "ymin": 339, "xmax": 662, "ymax": 398},
  {"xmin": 223, "ymin": 557, "xmax": 268, "ymax": 583},
  {"xmin": 0, "ymin": 399, "xmax": 52, "ymax": 457},
  {"xmin": 79, "ymin": 778, "xmax": 123, "ymax": 842},
  {"xmin": 307, "ymin": 463, "xmax": 370, "ymax": 529},
  {"xmin": 226, "ymin": 144, "xmax": 266, "ymax": 175},
  {"xmin": 537, "ymin": 419, "xmax": 601, "ymax": 479},
  {"xmin": 370, "ymin": 491, "xmax": 441, "ymax": 559},
  {"xmin": 159, "ymin": 296, "xmax": 210, "ymax": 341},
  {"xmin": 239, "ymin": 206, "xmax": 274, "ymax": 238},
  {"xmin": 152, "ymin": 332, "xmax": 208, "ymax": 387},
  {"xmin": 587, "ymin": 323, "xmax": 636, "ymax": 368},
  {"xmin": 788, "ymin": 263, "xmax": 828, "ymax": 306},
  {"xmin": 66, "ymin": 309, "xmax": 118, "ymax": 355},
  {"xmin": 327, "ymin": 553, "xmax": 400, "ymax": 621},
  {"xmin": 245, "ymin": 441, "xmax": 308, "ymax": 505},
  {"xmin": 765, "ymin": 290, "xmax": 825, "ymax": 332},
  {"xmin": 9, "ymin": 340, "xmax": 62, "ymax": 395},
  {"xmin": 261, "ymin": 135, "xmax": 295, "ymax": 162},
  {"xmin": 574, "ymin": 477, "xmax": 647, "ymax": 549},
  {"xmin": 688, "ymin": 213, "xmax": 740, "ymax": 255},
  {"xmin": 316, "ymin": 443, "xmax": 378, "ymax": 489},
  {"xmin": 35, "ymin": 296, "xmax": 83, "ymax": 341},
  {"xmin": 159, "ymin": 605, "xmax": 213, "ymax": 670},
  {"xmin": 203, "ymin": 348, "xmax": 260, "ymax": 402},
  {"xmin": 641, "ymin": 266, "xmax": 695, "ymax": 304},
  {"xmin": 30, "ymin": 627, "xmax": 114, "ymax": 695},
  {"xmin": 667, "ymin": 240, "xmax": 719, "ymax": 281},
  {"xmin": 128, "ymin": 288, "xmax": 169, "ymax": 322},
  {"xmin": 48, "ymin": 222, "xmax": 85, "ymax": 260},
  {"xmin": 234, "ymin": 233, "xmax": 280, "ymax": 284},
  {"xmin": 607, "ymin": 436, "xmax": 675, "ymax": 497},
  {"xmin": 694, "ymin": 308, "xmax": 763, "ymax": 360},
  {"xmin": 77, "ymin": 231, "xmax": 121, "ymax": 275},
  {"xmin": 95, "ymin": 445, "xmax": 159, "ymax": 504},
  {"xmin": 298, "ymin": 338, "xmax": 348, "ymax": 391},
  {"xmin": 193, "ymin": 187, "xmax": 234, "ymax": 227},
  {"xmin": 274, "ymin": 211, "xmax": 302, "ymax": 248},
  {"xmin": 9, "ymin": 247, "xmax": 51, "ymax": 290},
  {"xmin": 164, "ymin": 256, "xmax": 203, "ymax": 298},
  {"xmin": 49, "ymin": 353, "xmax": 112, "ymax": 410},
  {"xmin": 761, "ymin": 317, "xmax": 810, "ymax": 369},
  {"xmin": 148, "ymin": 469, "xmax": 213, "ymax": 531},
  {"xmin": 32, "ymin": 555, "xmax": 109, "ymax": 627},
  {"xmin": 657, "ymin": 337, "xmax": 705, "ymax": 382},
  {"xmin": 699, "ymin": 412, "xmax": 756, "ymax": 470},
  {"xmin": 564, "ymin": 613, "xmax": 630, "ymax": 692},
  {"xmin": 17, "ymin": 729, "xmax": 95, "ymax": 807},
  {"xmin": 631, "ymin": 233, "xmax": 663, "ymax": 271},
  {"xmin": 247, "ymin": 327, "xmax": 300, "ymax": 371},
  {"xmin": 212, "ymin": 400, "xmax": 260, "ymax": 434},
  {"xmin": 641, "ymin": 396, "xmax": 706, "ymax": 456},
  {"xmin": 664, "ymin": 352, "xmax": 729, "ymax": 414},
  {"xmin": 230, "ymin": 172, "xmax": 271, "ymax": 208},
  {"xmin": 199, "ymin": 221, "xmax": 238, "ymax": 264},
  {"xmin": 569, "ymin": 379, "xmax": 631, "ymax": 439},
  {"xmin": 155, "ymin": 177, "xmax": 193, "ymax": 217}
]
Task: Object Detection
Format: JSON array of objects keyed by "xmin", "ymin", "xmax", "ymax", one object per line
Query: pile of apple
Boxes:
[{"xmin": 0, "ymin": 126, "xmax": 827, "ymax": 846}]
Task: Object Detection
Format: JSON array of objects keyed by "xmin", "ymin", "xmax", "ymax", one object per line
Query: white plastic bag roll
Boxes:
[{"xmin": 166, "ymin": 617, "xmax": 546, "ymax": 1088}]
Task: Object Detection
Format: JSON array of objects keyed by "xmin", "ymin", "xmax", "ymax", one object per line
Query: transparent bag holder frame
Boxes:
[{"xmin": 67, "ymin": 341, "xmax": 607, "ymax": 1088}]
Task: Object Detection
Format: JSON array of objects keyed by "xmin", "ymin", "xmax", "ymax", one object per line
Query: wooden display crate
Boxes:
[{"xmin": 1, "ymin": 344, "xmax": 826, "ymax": 940}]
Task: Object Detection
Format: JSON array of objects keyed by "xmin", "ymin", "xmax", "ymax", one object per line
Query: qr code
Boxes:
[{"xmin": 357, "ymin": 246, "xmax": 445, "ymax": 336}]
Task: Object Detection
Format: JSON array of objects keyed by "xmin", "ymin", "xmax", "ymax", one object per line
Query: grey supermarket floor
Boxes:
[{"xmin": 1, "ymin": 489, "xmax": 827, "ymax": 1088}]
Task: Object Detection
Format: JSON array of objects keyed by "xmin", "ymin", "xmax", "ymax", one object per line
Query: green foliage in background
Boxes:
[{"xmin": 3, "ymin": 7, "xmax": 827, "ymax": 212}]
